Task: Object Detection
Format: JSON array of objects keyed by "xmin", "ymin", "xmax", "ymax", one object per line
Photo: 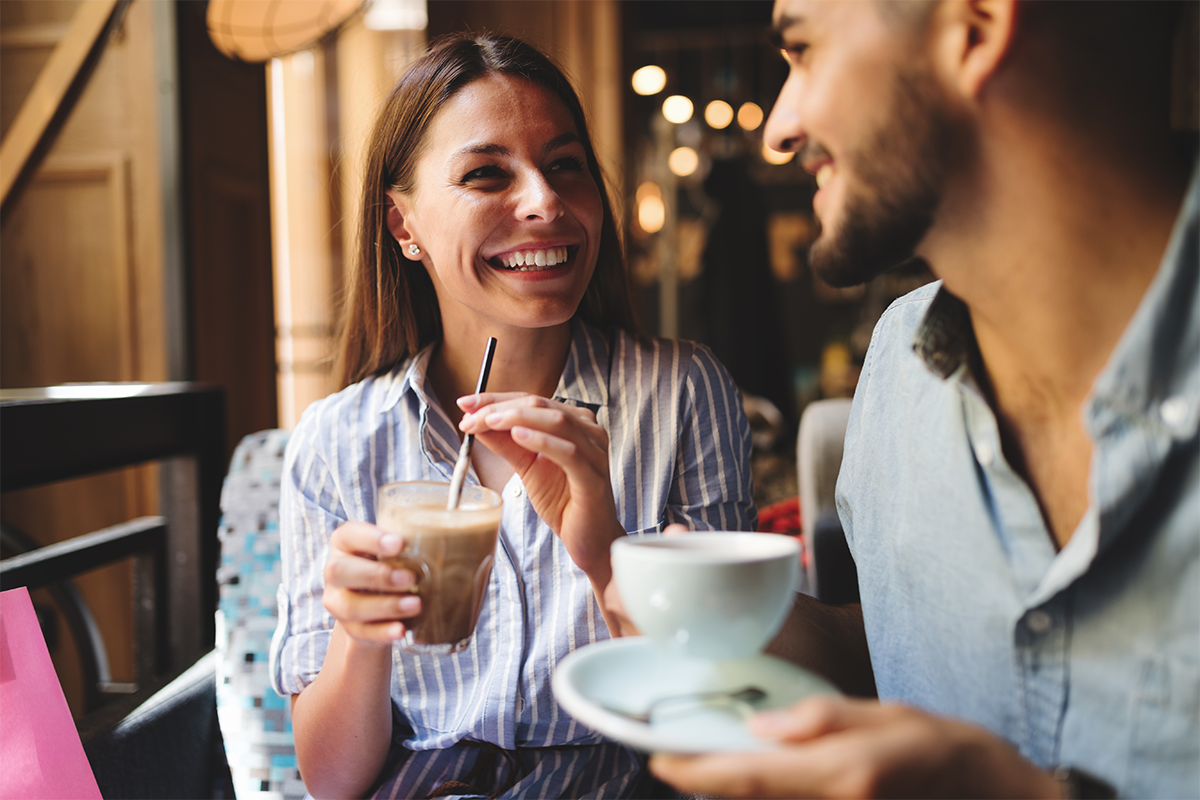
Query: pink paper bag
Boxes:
[{"xmin": 0, "ymin": 586, "xmax": 102, "ymax": 800}]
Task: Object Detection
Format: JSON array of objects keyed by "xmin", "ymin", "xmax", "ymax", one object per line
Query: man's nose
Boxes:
[
  {"xmin": 764, "ymin": 75, "xmax": 806, "ymax": 154},
  {"xmin": 515, "ymin": 171, "xmax": 565, "ymax": 221}
]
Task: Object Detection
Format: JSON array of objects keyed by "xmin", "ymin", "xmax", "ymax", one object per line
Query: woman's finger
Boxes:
[
  {"xmin": 330, "ymin": 520, "xmax": 404, "ymax": 560},
  {"xmin": 338, "ymin": 619, "xmax": 410, "ymax": 644},
  {"xmin": 465, "ymin": 406, "xmax": 608, "ymax": 471},
  {"xmin": 323, "ymin": 586, "xmax": 422, "ymax": 625},
  {"xmin": 323, "ymin": 549, "xmax": 417, "ymax": 593}
]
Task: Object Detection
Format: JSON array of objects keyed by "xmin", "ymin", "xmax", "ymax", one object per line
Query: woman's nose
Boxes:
[{"xmin": 515, "ymin": 171, "xmax": 565, "ymax": 222}]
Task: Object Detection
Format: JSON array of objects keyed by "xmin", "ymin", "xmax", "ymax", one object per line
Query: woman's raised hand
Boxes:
[
  {"xmin": 322, "ymin": 521, "xmax": 422, "ymax": 645},
  {"xmin": 457, "ymin": 392, "xmax": 624, "ymax": 581}
]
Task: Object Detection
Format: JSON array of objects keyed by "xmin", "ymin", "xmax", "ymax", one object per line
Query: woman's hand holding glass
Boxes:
[
  {"xmin": 457, "ymin": 391, "xmax": 623, "ymax": 581},
  {"xmin": 321, "ymin": 521, "xmax": 422, "ymax": 645}
]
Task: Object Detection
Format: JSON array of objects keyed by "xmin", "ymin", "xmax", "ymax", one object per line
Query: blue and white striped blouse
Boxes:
[{"xmin": 269, "ymin": 318, "xmax": 756, "ymax": 798}]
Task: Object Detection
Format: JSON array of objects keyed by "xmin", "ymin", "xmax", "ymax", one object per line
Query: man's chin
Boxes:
[{"xmin": 809, "ymin": 238, "xmax": 900, "ymax": 288}]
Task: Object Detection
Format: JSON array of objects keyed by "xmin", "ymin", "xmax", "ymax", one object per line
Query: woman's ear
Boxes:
[{"xmin": 385, "ymin": 189, "xmax": 421, "ymax": 261}]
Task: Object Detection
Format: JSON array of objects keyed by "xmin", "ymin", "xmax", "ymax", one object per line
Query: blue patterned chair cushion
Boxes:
[{"xmin": 215, "ymin": 429, "xmax": 305, "ymax": 800}]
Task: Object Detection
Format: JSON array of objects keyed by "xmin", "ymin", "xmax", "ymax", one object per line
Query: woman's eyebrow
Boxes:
[
  {"xmin": 542, "ymin": 132, "xmax": 581, "ymax": 153},
  {"xmin": 449, "ymin": 132, "xmax": 582, "ymax": 162},
  {"xmin": 453, "ymin": 143, "xmax": 510, "ymax": 159}
]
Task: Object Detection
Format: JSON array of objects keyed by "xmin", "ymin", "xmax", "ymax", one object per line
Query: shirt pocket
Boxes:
[{"xmin": 1128, "ymin": 652, "xmax": 1200, "ymax": 798}]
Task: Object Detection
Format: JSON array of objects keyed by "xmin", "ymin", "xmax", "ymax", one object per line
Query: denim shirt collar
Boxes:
[{"xmin": 911, "ymin": 285, "xmax": 975, "ymax": 381}]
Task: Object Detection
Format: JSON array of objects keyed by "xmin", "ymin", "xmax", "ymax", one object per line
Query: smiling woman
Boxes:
[{"xmin": 268, "ymin": 32, "xmax": 757, "ymax": 800}]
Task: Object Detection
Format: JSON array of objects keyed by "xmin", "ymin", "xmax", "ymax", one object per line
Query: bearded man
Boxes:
[{"xmin": 640, "ymin": 1, "xmax": 1198, "ymax": 797}]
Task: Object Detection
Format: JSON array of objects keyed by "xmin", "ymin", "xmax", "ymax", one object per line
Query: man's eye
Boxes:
[{"xmin": 781, "ymin": 43, "xmax": 809, "ymax": 63}]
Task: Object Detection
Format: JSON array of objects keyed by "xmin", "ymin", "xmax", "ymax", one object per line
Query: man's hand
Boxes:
[{"xmin": 650, "ymin": 696, "xmax": 1063, "ymax": 799}]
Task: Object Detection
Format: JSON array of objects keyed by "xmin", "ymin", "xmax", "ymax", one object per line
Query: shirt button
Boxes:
[
  {"xmin": 974, "ymin": 440, "xmax": 995, "ymax": 466},
  {"xmin": 508, "ymin": 483, "xmax": 523, "ymax": 499},
  {"xmin": 1027, "ymin": 610, "xmax": 1053, "ymax": 634},
  {"xmin": 1161, "ymin": 396, "xmax": 1189, "ymax": 430}
]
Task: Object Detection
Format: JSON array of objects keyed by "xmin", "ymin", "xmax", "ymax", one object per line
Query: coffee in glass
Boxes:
[{"xmin": 377, "ymin": 481, "xmax": 503, "ymax": 655}]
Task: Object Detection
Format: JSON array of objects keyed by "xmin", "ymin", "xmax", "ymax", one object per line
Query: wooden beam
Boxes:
[{"xmin": 0, "ymin": 0, "xmax": 125, "ymax": 214}]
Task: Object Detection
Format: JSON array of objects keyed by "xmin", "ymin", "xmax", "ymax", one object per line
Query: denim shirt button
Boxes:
[
  {"xmin": 974, "ymin": 440, "xmax": 996, "ymax": 466},
  {"xmin": 1027, "ymin": 610, "xmax": 1053, "ymax": 634}
]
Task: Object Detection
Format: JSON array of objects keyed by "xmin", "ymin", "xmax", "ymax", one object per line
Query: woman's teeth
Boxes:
[{"xmin": 499, "ymin": 247, "xmax": 568, "ymax": 271}]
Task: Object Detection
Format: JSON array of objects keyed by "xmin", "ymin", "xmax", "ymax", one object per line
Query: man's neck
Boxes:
[
  {"xmin": 917, "ymin": 124, "xmax": 1189, "ymax": 546},
  {"xmin": 923, "ymin": 131, "xmax": 1189, "ymax": 422}
]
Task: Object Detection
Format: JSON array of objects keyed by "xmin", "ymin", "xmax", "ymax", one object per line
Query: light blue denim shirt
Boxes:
[{"xmin": 838, "ymin": 166, "xmax": 1199, "ymax": 799}]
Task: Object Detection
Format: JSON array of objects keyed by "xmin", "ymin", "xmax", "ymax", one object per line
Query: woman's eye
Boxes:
[
  {"xmin": 461, "ymin": 165, "xmax": 506, "ymax": 183},
  {"xmin": 548, "ymin": 155, "xmax": 585, "ymax": 173}
]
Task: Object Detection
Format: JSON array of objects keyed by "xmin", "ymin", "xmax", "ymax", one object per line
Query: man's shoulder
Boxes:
[{"xmin": 874, "ymin": 280, "xmax": 942, "ymax": 343}]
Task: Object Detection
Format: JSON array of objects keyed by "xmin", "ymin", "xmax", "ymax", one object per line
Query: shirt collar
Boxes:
[
  {"xmin": 553, "ymin": 318, "xmax": 611, "ymax": 412},
  {"xmin": 911, "ymin": 282, "xmax": 975, "ymax": 381},
  {"xmin": 378, "ymin": 343, "xmax": 436, "ymax": 415},
  {"xmin": 1087, "ymin": 159, "xmax": 1200, "ymax": 443}
]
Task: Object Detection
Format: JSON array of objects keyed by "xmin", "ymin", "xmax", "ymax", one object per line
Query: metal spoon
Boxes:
[{"xmin": 604, "ymin": 686, "xmax": 767, "ymax": 724}]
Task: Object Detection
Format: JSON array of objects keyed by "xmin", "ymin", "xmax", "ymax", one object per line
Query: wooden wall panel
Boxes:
[
  {"xmin": 1, "ymin": 155, "xmax": 136, "ymax": 385},
  {"xmin": 0, "ymin": 0, "xmax": 172, "ymax": 717}
]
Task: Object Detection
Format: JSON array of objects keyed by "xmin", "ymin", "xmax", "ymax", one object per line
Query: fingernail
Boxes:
[
  {"xmin": 485, "ymin": 411, "xmax": 503, "ymax": 425},
  {"xmin": 511, "ymin": 426, "xmax": 530, "ymax": 441},
  {"xmin": 391, "ymin": 569, "xmax": 414, "ymax": 588},
  {"xmin": 457, "ymin": 394, "xmax": 479, "ymax": 409},
  {"xmin": 398, "ymin": 595, "xmax": 421, "ymax": 614},
  {"xmin": 380, "ymin": 534, "xmax": 400, "ymax": 554}
]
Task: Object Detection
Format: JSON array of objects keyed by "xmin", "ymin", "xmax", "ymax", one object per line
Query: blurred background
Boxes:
[{"xmin": 2, "ymin": 0, "xmax": 1194, "ymax": 717}]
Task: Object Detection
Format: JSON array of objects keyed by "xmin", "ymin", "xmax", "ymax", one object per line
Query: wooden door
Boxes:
[{"xmin": 1, "ymin": 0, "xmax": 177, "ymax": 716}]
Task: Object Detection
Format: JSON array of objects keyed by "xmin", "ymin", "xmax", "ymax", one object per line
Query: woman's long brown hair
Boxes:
[{"xmin": 336, "ymin": 32, "xmax": 637, "ymax": 389}]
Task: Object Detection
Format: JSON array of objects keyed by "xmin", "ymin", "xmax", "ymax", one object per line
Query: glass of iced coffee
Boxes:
[{"xmin": 377, "ymin": 481, "xmax": 503, "ymax": 655}]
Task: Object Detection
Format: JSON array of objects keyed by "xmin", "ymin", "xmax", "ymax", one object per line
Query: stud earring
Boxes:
[{"xmin": 408, "ymin": 244, "xmax": 421, "ymax": 256}]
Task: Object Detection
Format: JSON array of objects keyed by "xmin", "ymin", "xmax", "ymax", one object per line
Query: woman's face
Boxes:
[{"xmin": 387, "ymin": 74, "xmax": 603, "ymax": 337}]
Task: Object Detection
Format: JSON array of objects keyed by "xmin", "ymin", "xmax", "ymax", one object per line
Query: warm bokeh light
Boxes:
[
  {"xmin": 668, "ymin": 147, "xmax": 699, "ymax": 177},
  {"xmin": 631, "ymin": 65, "xmax": 667, "ymax": 96},
  {"xmin": 662, "ymin": 95, "xmax": 694, "ymax": 124},
  {"xmin": 704, "ymin": 100, "xmax": 734, "ymax": 129},
  {"xmin": 762, "ymin": 143, "xmax": 794, "ymax": 165},
  {"xmin": 737, "ymin": 101, "xmax": 764, "ymax": 130},
  {"xmin": 637, "ymin": 182, "xmax": 665, "ymax": 233}
]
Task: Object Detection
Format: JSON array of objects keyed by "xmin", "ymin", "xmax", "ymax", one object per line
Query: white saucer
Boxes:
[{"xmin": 552, "ymin": 636, "xmax": 838, "ymax": 753}]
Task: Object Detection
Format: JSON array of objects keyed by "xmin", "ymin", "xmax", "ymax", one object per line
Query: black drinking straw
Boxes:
[{"xmin": 447, "ymin": 336, "xmax": 498, "ymax": 510}]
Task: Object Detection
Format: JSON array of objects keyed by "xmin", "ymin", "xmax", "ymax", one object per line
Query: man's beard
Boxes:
[{"xmin": 809, "ymin": 67, "xmax": 956, "ymax": 288}]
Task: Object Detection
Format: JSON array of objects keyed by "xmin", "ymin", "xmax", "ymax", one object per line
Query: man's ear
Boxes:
[
  {"xmin": 932, "ymin": 0, "xmax": 1019, "ymax": 100},
  {"xmin": 385, "ymin": 189, "xmax": 421, "ymax": 260}
]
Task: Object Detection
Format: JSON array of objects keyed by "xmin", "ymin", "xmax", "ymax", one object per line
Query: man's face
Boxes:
[{"xmin": 767, "ymin": 0, "xmax": 957, "ymax": 287}]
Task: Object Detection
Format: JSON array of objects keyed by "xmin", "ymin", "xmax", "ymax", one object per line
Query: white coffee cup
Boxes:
[{"xmin": 610, "ymin": 532, "xmax": 800, "ymax": 660}]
